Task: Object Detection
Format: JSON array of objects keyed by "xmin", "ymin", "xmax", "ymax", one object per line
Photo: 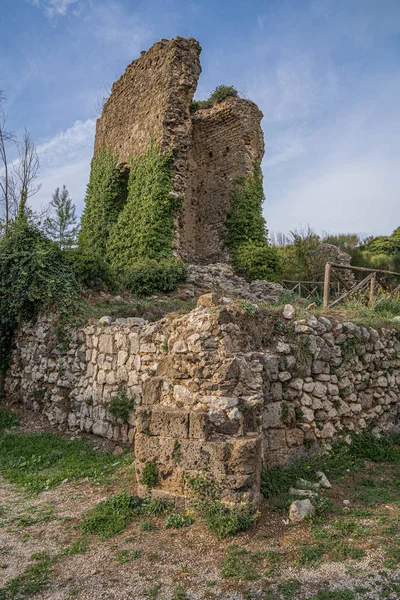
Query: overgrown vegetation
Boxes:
[
  {"xmin": 106, "ymin": 145, "xmax": 179, "ymax": 271},
  {"xmin": 0, "ymin": 557, "xmax": 53, "ymax": 599},
  {"xmin": 0, "ymin": 206, "xmax": 81, "ymax": 373},
  {"xmin": 141, "ymin": 461, "xmax": 159, "ymax": 488},
  {"xmin": 187, "ymin": 473, "xmax": 258, "ymax": 539},
  {"xmin": 224, "ymin": 161, "xmax": 281, "ymax": 282},
  {"xmin": 123, "ymin": 257, "xmax": 187, "ymax": 295},
  {"xmin": 107, "ymin": 389, "xmax": 135, "ymax": 421},
  {"xmin": 78, "ymin": 148, "xmax": 128, "ymax": 256},
  {"xmin": 190, "ymin": 84, "xmax": 238, "ymax": 111}
]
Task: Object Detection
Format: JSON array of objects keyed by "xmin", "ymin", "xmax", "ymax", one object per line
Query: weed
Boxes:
[
  {"xmin": 114, "ymin": 549, "xmax": 142, "ymax": 563},
  {"xmin": 221, "ymin": 545, "xmax": 262, "ymax": 581},
  {"xmin": 145, "ymin": 497, "xmax": 172, "ymax": 517},
  {"xmin": 81, "ymin": 494, "xmax": 145, "ymax": 540},
  {"xmin": 277, "ymin": 580, "xmax": 301, "ymax": 598},
  {"xmin": 187, "ymin": 474, "xmax": 258, "ymax": 539},
  {"xmin": 141, "ymin": 461, "xmax": 159, "ymax": 488},
  {"xmin": 107, "ymin": 389, "xmax": 135, "ymax": 421},
  {"xmin": 171, "ymin": 585, "xmax": 188, "ymax": 600},
  {"xmin": 140, "ymin": 521, "xmax": 155, "ymax": 531},
  {"xmin": 61, "ymin": 537, "xmax": 90, "ymax": 556},
  {"xmin": 164, "ymin": 513, "xmax": 193, "ymax": 529},
  {"xmin": 142, "ymin": 582, "xmax": 162, "ymax": 598},
  {"xmin": 308, "ymin": 590, "xmax": 355, "ymax": 600},
  {"xmin": 239, "ymin": 300, "xmax": 259, "ymax": 316},
  {"xmin": 0, "ymin": 408, "xmax": 19, "ymax": 432}
]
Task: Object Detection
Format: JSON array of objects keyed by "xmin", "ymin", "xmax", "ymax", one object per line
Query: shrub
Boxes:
[
  {"xmin": 79, "ymin": 149, "xmax": 128, "ymax": 255},
  {"xmin": 0, "ymin": 408, "xmax": 19, "ymax": 432},
  {"xmin": 0, "ymin": 210, "xmax": 81, "ymax": 372},
  {"xmin": 141, "ymin": 461, "xmax": 159, "ymax": 488},
  {"xmin": 233, "ymin": 241, "xmax": 282, "ymax": 282},
  {"xmin": 107, "ymin": 145, "xmax": 180, "ymax": 272},
  {"xmin": 107, "ymin": 389, "xmax": 135, "ymax": 421},
  {"xmin": 191, "ymin": 84, "xmax": 238, "ymax": 111},
  {"xmin": 81, "ymin": 493, "xmax": 144, "ymax": 540},
  {"xmin": 123, "ymin": 258, "xmax": 187, "ymax": 295},
  {"xmin": 66, "ymin": 248, "xmax": 117, "ymax": 292}
]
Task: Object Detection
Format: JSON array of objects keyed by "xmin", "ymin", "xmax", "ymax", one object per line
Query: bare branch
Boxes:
[{"xmin": 13, "ymin": 127, "xmax": 42, "ymax": 200}]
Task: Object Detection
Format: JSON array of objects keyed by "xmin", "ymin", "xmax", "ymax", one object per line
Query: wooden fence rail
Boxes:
[{"xmin": 322, "ymin": 263, "xmax": 400, "ymax": 310}]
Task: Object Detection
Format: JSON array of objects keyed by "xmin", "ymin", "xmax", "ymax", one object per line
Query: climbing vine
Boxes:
[
  {"xmin": 79, "ymin": 149, "xmax": 128, "ymax": 255},
  {"xmin": 224, "ymin": 162, "xmax": 281, "ymax": 282},
  {"xmin": 106, "ymin": 145, "xmax": 181, "ymax": 273}
]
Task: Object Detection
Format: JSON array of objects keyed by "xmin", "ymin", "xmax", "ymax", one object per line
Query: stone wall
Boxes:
[
  {"xmin": 95, "ymin": 37, "xmax": 201, "ymax": 201},
  {"xmin": 179, "ymin": 98, "xmax": 264, "ymax": 263},
  {"xmin": 93, "ymin": 36, "xmax": 264, "ymax": 263},
  {"xmin": 5, "ymin": 297, "xmax": 400, "ymax": 504}
]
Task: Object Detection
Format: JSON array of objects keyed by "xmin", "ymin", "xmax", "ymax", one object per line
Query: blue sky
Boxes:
[{"xmin": 2, "ymin": 0, "xmax": 400, "ymax": 237}]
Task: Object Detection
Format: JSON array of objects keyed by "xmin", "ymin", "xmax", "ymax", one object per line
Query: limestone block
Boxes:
[
  {"xmin": 263, "ymin": 402, "xmax": 283, "ymax": 429},
  {"xmin": 286, "ymin": 428, "xmax": 304, "ymax": 447},
  {"xmin": 267, "ymin": 429, "xmax": 287, "ymax": 451},
  {"xmin": 228, "ymin": 437, "xmax": 262, "ymax": 475},
  {"xmin": 189, "ymin": 411, "xmax": 211, "ymax": 440},
  {"xmin": 289, "ymin": 499, "xmax": 315, "ymax": 523},
  {"xmin": 149, "ymin": 406, "xmax": 189, "ymax": 438}
]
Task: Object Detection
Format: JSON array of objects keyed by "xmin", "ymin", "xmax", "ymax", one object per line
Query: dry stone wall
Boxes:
[{"xmin": 5, "ymin": 297, "xmax": 400, "ymax": 504}]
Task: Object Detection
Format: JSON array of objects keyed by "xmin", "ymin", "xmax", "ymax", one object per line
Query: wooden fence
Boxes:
[{"xmin": 322, "ymin": 263, "xmax": 400, "ymax": 309}]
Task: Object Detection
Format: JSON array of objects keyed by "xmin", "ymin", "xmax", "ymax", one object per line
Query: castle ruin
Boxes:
[{"xmin": 94, "ymin": 37, "xmax": 264, "ymax": 264}]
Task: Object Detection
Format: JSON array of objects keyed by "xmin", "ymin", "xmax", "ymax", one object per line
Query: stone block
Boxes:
[
  {"xmin": 143, "ymin": 376, "xmax": 163, "ymax": 405},
  {"xmin": 229, "ymin": 437, "xmax": 262, "ymax": 475},
  {"xmin": 149, "ymin": 406, "xmax": 189, "ymax": 438}
]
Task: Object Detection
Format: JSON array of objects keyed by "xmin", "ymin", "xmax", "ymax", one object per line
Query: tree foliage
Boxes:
[
  {"xmin": 79, "ymin": 149, "xmax": 128, "ymax": 255},
  {"xmin": 106, "ymin": 145, "xmax": 179, "ymax": 273},
  {"xmin": 0, "ymin": 207, "xmax": 80, "ymax": 373},
  {"xmin": 45, "ymin": 185, "xmax": 78, "ymax": 249}
]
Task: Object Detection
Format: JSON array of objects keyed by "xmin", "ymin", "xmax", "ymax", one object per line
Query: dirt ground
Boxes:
[{"xmin": 1, "ymin": 408, "xmax": 400, "ymax": 600}]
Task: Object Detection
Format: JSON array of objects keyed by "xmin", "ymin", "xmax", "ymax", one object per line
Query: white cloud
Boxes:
[
  {"xmin": 28, "ymin": 0, "xmax": 81, "ymax": 17},
  {"xmin": 31, "ymin": 119, "xmax": 95, "ymax": 214}
]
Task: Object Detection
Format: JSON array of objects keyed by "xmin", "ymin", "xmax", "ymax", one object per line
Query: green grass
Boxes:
[
  {"xmin": 0, "ymin": 408, "xmax": 19, "ymax": 432},
  {"xmin": 0, "ymin": 430, "xmax": 132, "ymax": 493},
  {"xmin": 81, "ymin": 493, "xmax": 145, "ymax": 540},
  {"xmin": 221, "ymin": 545, "xmax": 263, "ymax": 581},
  {"xmin": 0, "ymin": 558, "xmax": 53, "ymax": 599},
  {"xmin": 308, "ymin": 590, "xmax": 355, "ymax": 600}
]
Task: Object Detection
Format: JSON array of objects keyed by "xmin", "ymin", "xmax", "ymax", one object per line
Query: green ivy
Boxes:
[
  {"xmin": 106, "ymin": 145, "xmax": 179, "ymax": 273},
  {"xmin": 0, "ymin": 211, "xmax": 81, "ymax": 374},
  {"xmin": 224, "ymin": 162, "xmax": 281, "ymax": 281},
  {"xmin": 123, "ymin": 258, "xmax": 187, "ymax": 295},
  {"xmin": 79, "ymin": 148, "xmax": 128, "ymax": 255}
]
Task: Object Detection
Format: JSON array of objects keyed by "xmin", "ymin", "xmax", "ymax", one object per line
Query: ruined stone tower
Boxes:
[{"xmin": 94, "ymin": 37, "xmax": 264, "ymax": 264}]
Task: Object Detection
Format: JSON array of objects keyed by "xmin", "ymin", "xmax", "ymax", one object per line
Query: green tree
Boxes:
[{"xmin": 45, "ymin": 185, "xmax": 78, "ymax": 249}]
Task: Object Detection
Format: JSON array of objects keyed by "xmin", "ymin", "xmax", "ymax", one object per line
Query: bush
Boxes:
[
  {"xmin": 233, "ymin": 241, "xmax": 282, "ymax": 282},
  {"xmin": 124, "ymin": 258, "xmax": 187, "ymax": 295},
  {"xmin": 66, "ymin": 249, "xmax": 117, "ymax": 292},
  {"xmin": 191, "ymin": 85, "xmax": 238, "ymax": 111},
  {"xmin": 0, "ymin": 210, "xmax": 81, "ymax": 372}
]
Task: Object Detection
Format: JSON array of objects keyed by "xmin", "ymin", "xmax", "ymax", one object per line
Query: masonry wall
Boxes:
[
  {"xmin": 92, "ymin": 37, "xmax": 265, "ymax": 263},
  {"xmin": 6, "ymin": 298, "xmax": 400, "ymax": 504},
  {"xmin": 178, "ymin": 98, "xmax": 264, "ymax": 263},
  {"xmin": 94, "ymin": 37, "xmax": 201, "ymax": 200}
]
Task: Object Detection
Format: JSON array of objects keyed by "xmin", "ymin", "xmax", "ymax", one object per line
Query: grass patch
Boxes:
[
  {"xmin": 0, "ymin": 558, "xmax": 53, "ymax": 599},
  {"xmin": 87, "ymin": 297, "xmax": 196, "ymax": 322},
  {"xmin": 221, "ymin": 545, "xmax": 263, "ymax": 581},
  {"xmin": 0, "ymin": 431, "xmax": 132, "ymax": 493},
  {"xmin": 0, "ymin": 408, "xmax": 19, "ymax": 432},
  {"xmin": 81, "ymin": 493, "xmax": 145, "ymax": 540}
]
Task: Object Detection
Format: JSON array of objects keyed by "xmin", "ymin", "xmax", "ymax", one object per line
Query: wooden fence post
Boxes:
[
  {"xmin": 369, "ymin": 272, "xmax": 376, "ymax": 306},
  {"xmin": 323, "ymin": 263, "xmax": 331, "ymax": 310}
]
